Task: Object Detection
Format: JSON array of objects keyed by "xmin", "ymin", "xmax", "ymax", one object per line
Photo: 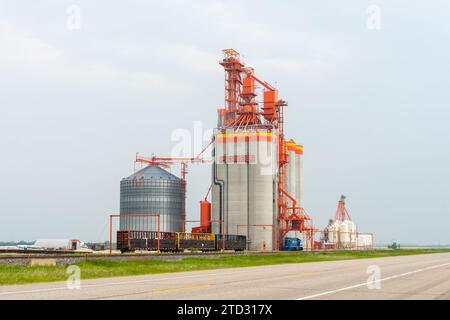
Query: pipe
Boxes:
[
  {"xmin": 279, "ymin": 186, "xmax": 297, "ymax": 212},
  {"xmin": 212, "ymin": 145, "xmax": 225, "ymax": 237}
]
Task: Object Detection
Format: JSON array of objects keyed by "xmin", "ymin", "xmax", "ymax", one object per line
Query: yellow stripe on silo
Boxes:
[{"xmin": 216, "ymin": 132, "xmax": 273, "ymax": 142}]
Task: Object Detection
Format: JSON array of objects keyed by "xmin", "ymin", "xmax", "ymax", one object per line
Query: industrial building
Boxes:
[
  {"xmin": 118, "ymin": 49, "xmax": 372, "ymax": 252},
  {"xmin": 322, "ymin": 195, "xmax": 373, "ymax": 250}
]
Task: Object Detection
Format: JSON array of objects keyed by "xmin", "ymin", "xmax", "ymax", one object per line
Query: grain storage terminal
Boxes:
[{"xmin": 116, "ymin": 49, "xmax": 373, "ymax": 253}]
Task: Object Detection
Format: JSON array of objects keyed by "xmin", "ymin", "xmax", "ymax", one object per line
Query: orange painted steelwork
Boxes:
[
  {"xmin": 200, "ymin": 200, "xmax": 211, "ymax": 230},
  {"xmin": 192, "ymin": 200, "xmax": 211, "ymax": 234},
  {"xmin": 218, "ymin": 49, "xmax": 315, "ymax": 251},
  {"xmin": 242, "ymin": 76, "xmax": 256, "ymax": 96},
  {"xmin": 220, "ymin": 49, "xmax": 244, "ymax": 126},
  {"xmin": 263, "ymin": 90, "xmax": 277, "ymax": 122},
  {"xmin": 334, "ymin": 195, "xmax": 352, "ymax": 222},
  {"xmin": 192, "ymin": 184, "xmax": 213, "ymax": 234}
]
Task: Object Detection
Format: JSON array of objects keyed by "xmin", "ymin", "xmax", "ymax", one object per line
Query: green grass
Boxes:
[{"xmin": 1, "ymin": 249, "xmax": 449, "ymax": 286}]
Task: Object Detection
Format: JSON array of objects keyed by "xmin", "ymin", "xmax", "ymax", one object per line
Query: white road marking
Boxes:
[{"xmin": 296, "ymin": 261, "xmax": 450, "ymax": 300}]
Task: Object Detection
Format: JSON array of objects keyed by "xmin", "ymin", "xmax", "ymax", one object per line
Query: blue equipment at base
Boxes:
[{"xmin": 283, "ymin": 237, "xmax": 304, "ymax": 251}]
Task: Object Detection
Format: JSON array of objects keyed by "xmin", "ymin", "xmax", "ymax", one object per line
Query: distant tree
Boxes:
[
  {"xmin": 0, "ymin": 240, "xmax": 34, "ymax": 246},
  {"xmin": 388, "ymin": 242, "xmax": 400, "ymax": 250}
]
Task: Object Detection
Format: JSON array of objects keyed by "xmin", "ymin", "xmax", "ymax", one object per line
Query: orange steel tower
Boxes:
[
  {"xmin": 219, "ymin": 49, "xmax": 243, "ymax": 126},
  {"xmin": 333, "ymin": 195, "xmax": 352, "ymax": 222}
]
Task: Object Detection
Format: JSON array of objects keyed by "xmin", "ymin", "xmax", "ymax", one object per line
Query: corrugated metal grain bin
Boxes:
[{"xmin": 120, "ymin": 165, "xmax": 185, "ymax": 232}]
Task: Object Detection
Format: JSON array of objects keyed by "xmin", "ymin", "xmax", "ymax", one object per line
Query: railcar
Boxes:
[{"xmin": 117, "ymin": 231, "xmax": 246, "ymax": 253}]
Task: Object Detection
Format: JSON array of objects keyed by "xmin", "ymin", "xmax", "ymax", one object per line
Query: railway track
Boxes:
[
  {"xmin": 0, "ymin": 250, "xmax": 375, "ymax": 266},
  {"xmin": 0, "ymin": 250, "xmax": 265, "ymax": 266}
]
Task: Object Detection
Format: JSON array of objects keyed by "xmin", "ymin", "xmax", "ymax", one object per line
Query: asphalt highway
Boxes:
[{"xmin": 0, "ymin": 252, "xmax": 449, "ymax": 300}]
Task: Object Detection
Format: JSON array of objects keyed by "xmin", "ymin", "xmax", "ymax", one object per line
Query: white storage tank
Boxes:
[
  {"xmin": 347, "ymin": 220, "xmax": 357, "ymax": 247},
  {"xmin": 327, "ymin": 224, "xmax": 334, "ymax": 243},
  {"xmin": 328, "ymin": 221, "xmax": 340, "ymax": 244},
  {"xmin": 339, "ymin": 221, "xmax": 350, "ymax": 247}
]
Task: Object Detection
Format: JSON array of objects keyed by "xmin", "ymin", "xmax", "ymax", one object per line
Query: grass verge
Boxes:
[{"xmin": 0, "ymin": 249, "xmax": 449, "ymax": 286}]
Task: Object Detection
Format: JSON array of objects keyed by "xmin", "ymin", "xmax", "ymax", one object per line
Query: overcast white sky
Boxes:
[{"xmin": 1, "ymin": 1, "xmax": 449, "ymax": 244}]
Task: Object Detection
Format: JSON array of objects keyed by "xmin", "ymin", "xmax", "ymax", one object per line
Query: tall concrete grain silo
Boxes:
[
  {"xmin": 211, "ymin": 128, "xmax": 278, "ymax": 251},
  {"xmin": 209, "ymin": 49, "xmax": 313, "ymax": 251},
  {"xmin": 285, "ymin": 140, "xmax": 298, "ymax": 208},
  {"xmin": 295, "ymin": 145, "xmax": 303, "ymax": 204}
]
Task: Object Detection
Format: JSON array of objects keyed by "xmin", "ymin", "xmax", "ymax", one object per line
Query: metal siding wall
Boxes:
[{"xmin": 120, "ymin": 178, "xmax": 184, "ymax": 232}]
